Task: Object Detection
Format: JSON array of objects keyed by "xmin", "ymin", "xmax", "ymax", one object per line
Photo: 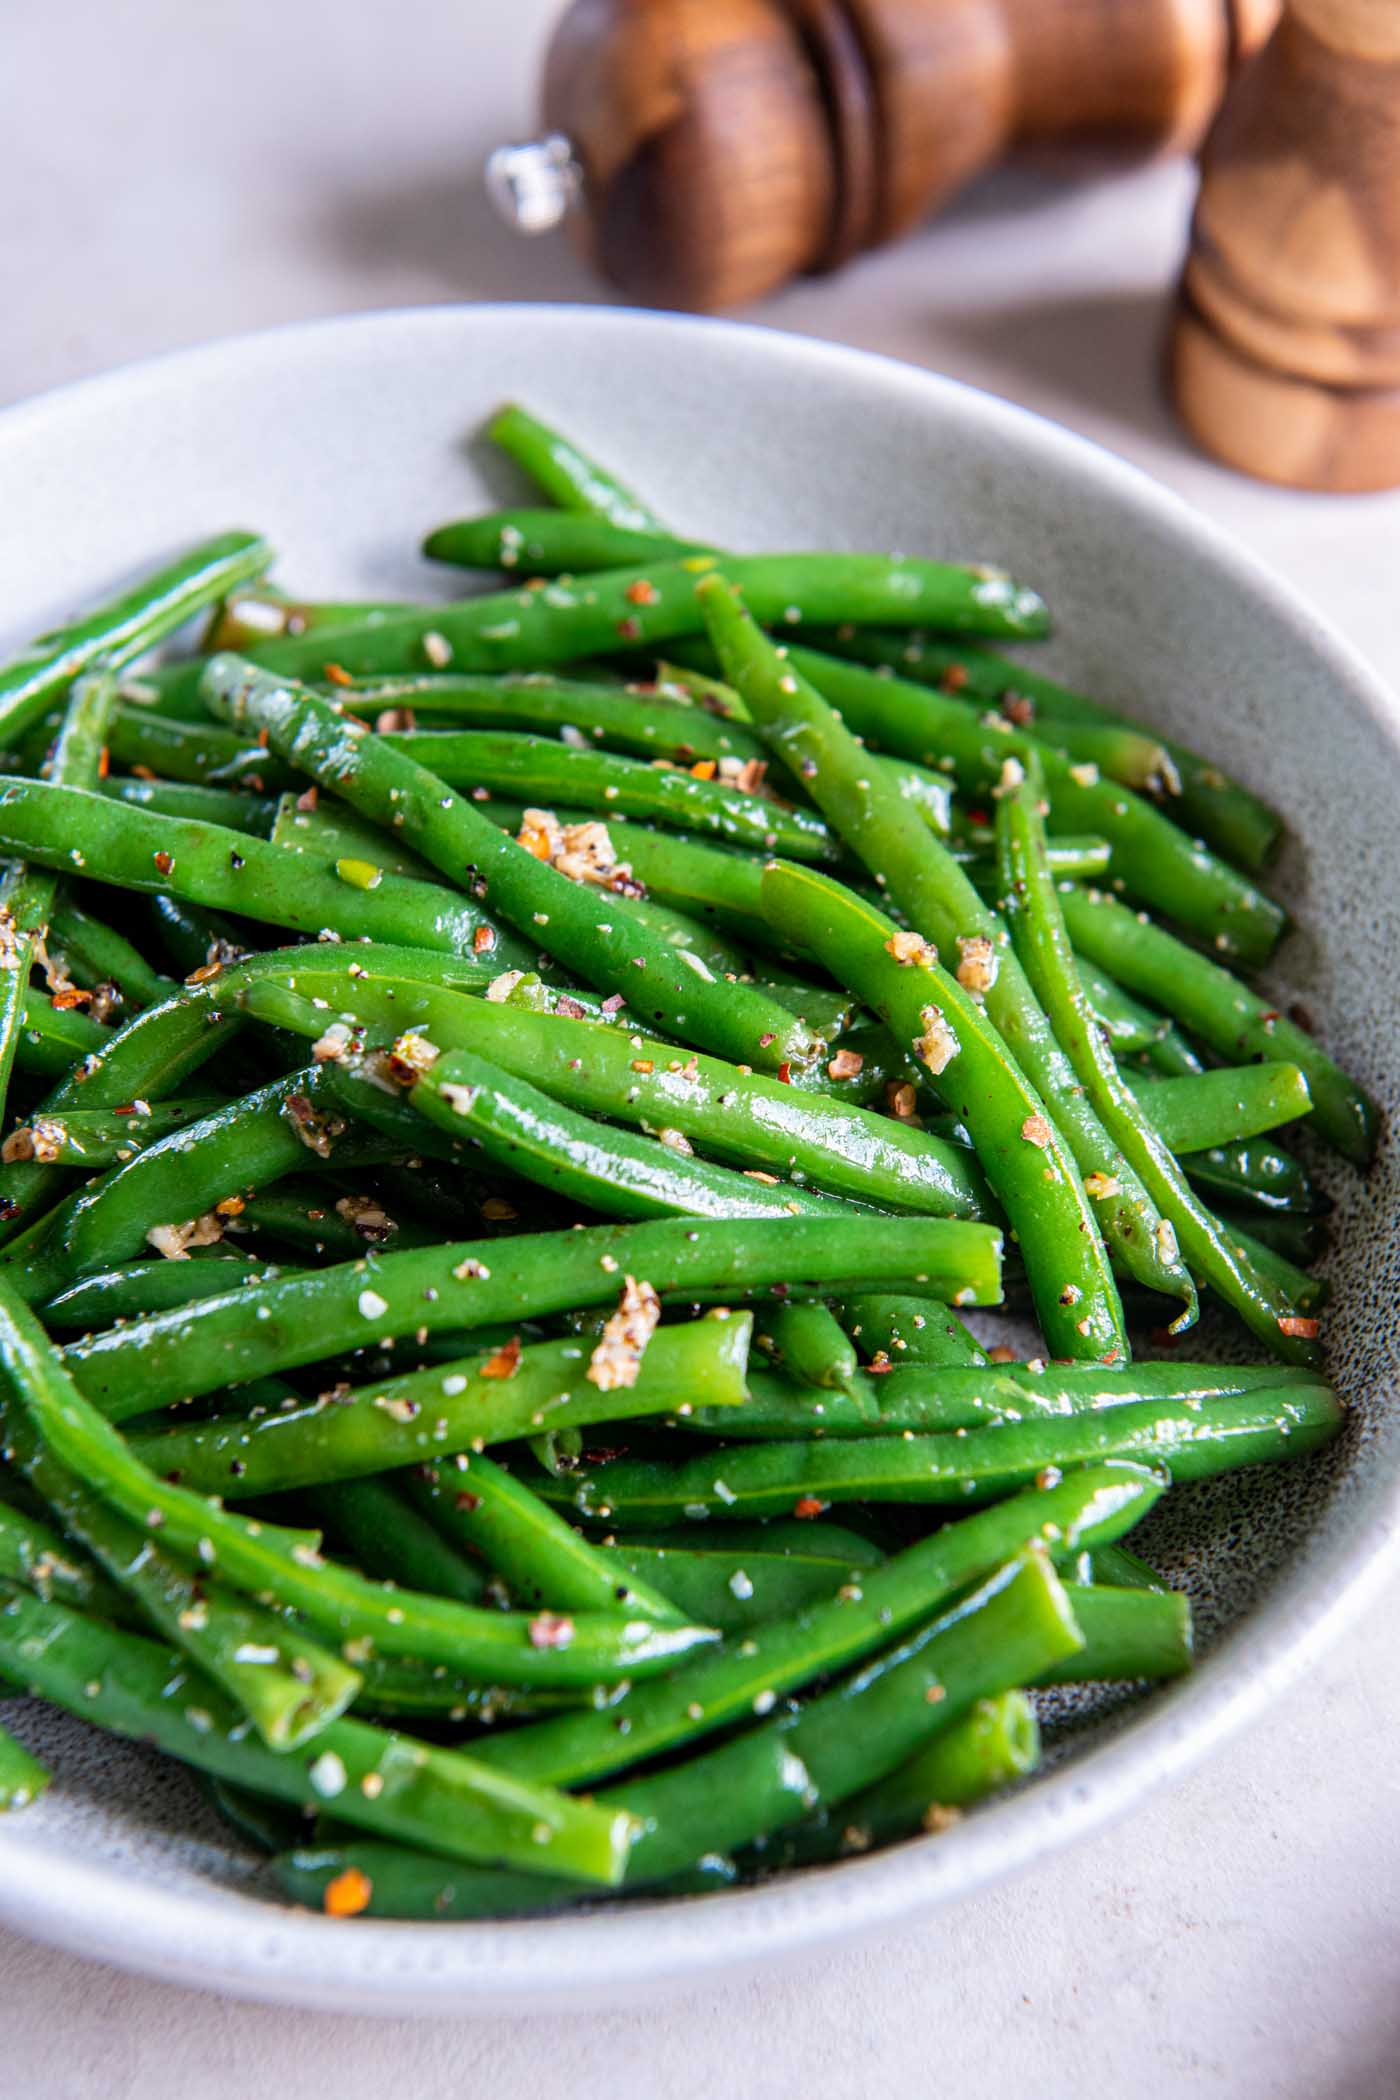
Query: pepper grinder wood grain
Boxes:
[
  {"xmin": 490, "ymin": 0, "xmax": 1279, "ymax": 314},
  {"xmin": 1170, "ymin": 0, "xmax": 1400, "ymax": 490}
]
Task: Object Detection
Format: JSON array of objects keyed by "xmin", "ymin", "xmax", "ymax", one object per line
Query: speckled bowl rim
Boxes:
[{"xmin": 0, "ymin": 304, "xmax": 1396, "ymax": 2016}]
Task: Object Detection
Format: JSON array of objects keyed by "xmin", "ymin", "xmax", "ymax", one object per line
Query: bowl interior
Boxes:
[{"xmin": 0, "ymin": 305, "xmax": 1396, "ymax": 2013}]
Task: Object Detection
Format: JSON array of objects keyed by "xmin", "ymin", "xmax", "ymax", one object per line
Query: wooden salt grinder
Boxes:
[
  {"xmin": 487, "ymin": 0, "xmax": 1279, "ymax": 313},
  {"xmin": 1170, "ymin": 0, "xmax": 1400, "ymax": 491}
]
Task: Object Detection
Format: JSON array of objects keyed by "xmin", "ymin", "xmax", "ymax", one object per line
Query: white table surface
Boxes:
[{"xmin": 3, "ymin": 3, "xmax": 1399, "ymax": 2092}]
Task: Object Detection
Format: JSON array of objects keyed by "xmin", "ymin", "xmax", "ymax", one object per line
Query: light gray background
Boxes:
[{"xmin": 3, "ymin": 2, "xmax": 1398, "ymax": 2093}]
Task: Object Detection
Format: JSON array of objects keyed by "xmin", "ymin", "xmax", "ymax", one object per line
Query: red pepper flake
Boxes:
[
  {"xmin": 1001, "ymin": 692, "xmax": 1035, "ymax": 726},
  {"xmin": 323, "ymin": 662, "xmax": 353, "ymax": 688},
  {"xmin": 296, "ymin": 785, "xmax": 319, "ymax": 813},
  {"xmin": 827, "ymin": 1048, "xmax": 864, "ymax": 1081},
  {"xmin": 867, "ymin": 1351, "xmax": 893, "ymax": 1375},
  {"xmin": 1258, "ymin": 1009, "xmax": 1280, "ymax": 1029},
  {"xmin": 939, "ymin": 665, "xmax": 969, "ymax": 693},
  {"xmin": 480, "ymin": 1335, "xmax": 522, "ymax": 1380},
  {"xmin": 793, "ymin": 1496, "xmax": 826, "ymax": 1520},
  {"xmin": 527, "ymin": 1611, "xmax": 576, "ymax": 1650},
  {"xmin": 455, "ymin": 1490, "xmax": 481, "ymax": 1513},
  {"xmin": 631, "ymin": 1058, "xmax": 655, "ymax": 1074},
  {"xmin": 965, "ymin": 807, "xmax": 990, "ymax": 828},
  {"xmin": 113, "ymin": 1104, "xmax": 137, "ymax": 1117},
  {"xmin": 130, "ymin": 763, "xmax": 159, "ymax": 781},
  {"xmin": 323, "ymin": 1866, "xmax": 373, "ymax": 1917},
  {"xmin": 97, "ymin": 746, "xmax": 110, "ymax": 780},
  {"xmin": 777, "ymin": 1061, "xmax": 793, "ymax": 1084},
  {"xmin": 625, "ymin": 579, "xmax": 659, "ymax": 606},
  {"xmin": 617, "ymin": 617, "xmax": 642, "ymax": 642},
  {"xmin": 256, "ymin": 726, "xmax": 270, "ymax": 750},
  {"xmin": 153, "ymin": 850, "xmax": 174, "ymax": 877},
  {"xmin": 1278, "ymin": 1314, "xmax": 1320, "ymax": 1339},
  {"xmin": 471, "ymin": 925, "xmax": 496, "ymax": 954},
  {"xmin": 758, "ymin": 1033, "xmax": 776, "ymax": 1050},
  {"xmin": 689, "ymin": 759, "xmax": 718, "ymax": 781},
  {"xmin": 50, "ymin": 986, "xmax": 92, "ymax": 1010},
  {"xmin": 986, "ymin": 1345, "xmax": 1017, "ymax": 1364}
]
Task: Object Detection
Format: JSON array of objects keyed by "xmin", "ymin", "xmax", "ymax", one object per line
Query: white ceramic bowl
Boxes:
[{"xmin": 0, "ymin": 306, "xmax": 1395, "ymax": 2015}]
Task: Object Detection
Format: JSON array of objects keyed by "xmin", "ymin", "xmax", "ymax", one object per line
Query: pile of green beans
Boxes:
[{"xmin": 0, "ymin": 404, "xmax": 1369, "ymax": 1924}]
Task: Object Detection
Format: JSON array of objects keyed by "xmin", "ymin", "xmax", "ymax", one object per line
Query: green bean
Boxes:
[
  {"xmin": 104, "ymin": 704, "xmax": 297, "ymax": 792},
  {"xmin": 3, "ymin": 1394, "xmax": 360, "ymax": 1749},
  {"xmin": 1141, "ymin": 1024, "xmax": 1208, "ymax": 1079},
  {"xmin": 342, "ymin": 670, "xmax": 768, "ymax": 764},
  {"xmin": 1183, "ymin": 1139, "xmax": 1326, "ymax": 1214},
  {"xmin": 997, "ymin": 753, "xmax": 1318, "ymax": 1365},
  {"xmin": 12, "ymin": 991, "xmax": 109, "ymax": 1077},
  {"xmin": 268, "ymin": 1549, "xmax": 1082, "ymax": 1916},
  {"xmin": 302, "ymin": 1478, "xmax": 486, "ymax": 1606},
  {"xmin": 747, "ymin": 1689, "xmax": 1040, "ymax": 1868},
  {"xmin": 681, "ymin": 1356, "xmax": 1321, "ymax": 1439},
  {"xmin": 203, "ymin": 657, "xmax": 817, "ymax": 1071},
  {"xmin": 198, "ymin": 595, "xmax": 407, "ymax": 662},
  {"xmin": 0, "ymin": 1277, "xmax": 718, "ymax": 1686},
  {"xmin": 409, "ymin": 1046, "xmax": 869, "ymax": 1224},
  {"xmin": 126, "ymin": 1315, "xmax": 752, "ymax": 1490},
  {"xmin": 487, "ymin": 403, "xmax": 672, "ymax": 533},
  {"xmin": 0, "ymin": 1065, "xmax": 392, "ymax": 1305},
  {"xmin": 1070, "ymin": 1541, "xmax": 1166, "ymax": 1590},
  {"xmin": 60, "ymin": 1207, "xmax": 986, "ymax": 1420},
  {"xmin": 43, "ymin": 1255, "xmax": 279, "ymax": 1328},
  {"xmin": 1076, "ymin": 960, "xmax": 1167, "ymax": 1053},
  {"xmin": 779, "ymin": 644, "xmax": 1285, "ymax": 966},
  {"xmin": 837, "ymin": 1295, "xmax": 988, "ymax": 1369},
  {"xmin": 425, "ymin": 510, "xmax": 714, "ymax": 574},
  {"xmin": 593, "ymin": 1538, "xmax": 874, "ymax": 1635},
  {"xmin": 1059, "ymin": 883, "xmax": 1378, "ymax": 1165},
  {"xmin": 17, "ymin": 1115, "xmax": 247, "ymax": 1239},
  {"xmin": 801, "ymin": 627, "xmax": 1283, "ymax": 871},
  {"xmin": 466, "ymin": 1464, "xmax": 1159, "ymax": 1788},
  {"xmin": 602, "ymin": 1518, "xmax": 887, "ymax": 1565},
  {"xmin": 0, "ymin": 780, "xmax": 523, "ymax": 966},
  {"xmin": 103, "ymin": 775, "xmax": 280, "ymax": 833},
  {"xmin": 705, "ymin": 593, "xmax": 1190, "ymax": 1326},
  {"xmin": 756, "ymin": 1301, "xmax": 860, "ymax": 1394},
  {"xmin": 0, "ymin": 1496, "xmax": 131, "ymax": 1622},
  {"xmin": 0, "ymin": 530, "xmax": 270, "ymax": 747},
  {"xmin": 201, "ymin": 554, "xmax": 1050, "ymax": 701},
  {"xmin": 233, "ymin": 965, "xmax": 992, "ymax": 1222},
  {"xmin": 0, "ymin": 1588, "xmax": 634, "ymax": 1885},
  {"xmin": 0, "ymin": 674, "xmax": 117, "ymax": 1127},
  {"xmin": 540, "ymin": 1383, "xmax": 1340, "ymax": 1521},
  {"xmin": 406, "ymin": 1455, "xmax": 687, "ymax": 1622},
  {"xmin": 1124, "ymin": 1064, "xmax": 1312, "ymax": 1152},
  {"xmin": 48, "ymin": 898, "xmax": 177, "ymax": 1012},
  {"xmin": 230, "ymin": 1184, "xmax": 438, "ymax": 1262},
  {"xmin": 267, "ymin": 1840, "xmax": 724, "ymax": 1918},
  {"xmin": 0, "ymin": 1720, "xmax": 49, "ymax": 1810},
  {"xmin": 759, "ymin": 858, "xmax": 1131, "ymax": 1359},
  {"xmin": 1226, "ymin": 1226, "xmax": 1327, "ymax": 1315},
  {"xmin": 1042, "ymin": 1581, "xmax": 1193, "ymax": 1683},
  {"xmin": 0, "ymin": 986, "xmax": 252, "ymax": 1246}
]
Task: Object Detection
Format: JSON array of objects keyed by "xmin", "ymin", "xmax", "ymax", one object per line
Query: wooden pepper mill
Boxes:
[
  {"xmin": 488, "ymin": 0, "xmax": 1279, "ymax": 312},
  {"xmin": 1170, "ymin": 0, "xmax": 1400, "ymax": 490}
]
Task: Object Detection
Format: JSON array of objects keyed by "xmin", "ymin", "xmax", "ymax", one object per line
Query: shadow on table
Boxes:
[
  {"xmin": 319, "ymin": 158, "xmax": 606, "ymax": 309},
  {"xmin": 930, "ymin": 286, "xmax": 1179, "ymax": 453}
]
